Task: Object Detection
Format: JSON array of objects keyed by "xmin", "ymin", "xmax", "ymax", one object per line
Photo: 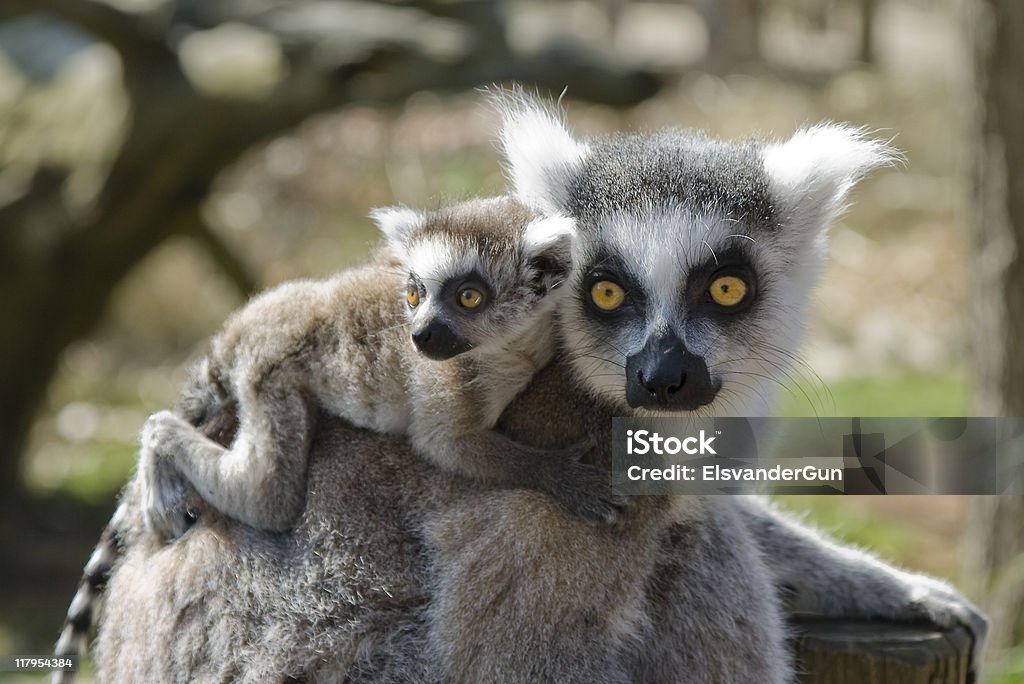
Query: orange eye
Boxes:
[
  {"xmin": 590, "ymin": 280, "xmax": 625, "ymax": 311},
  {"xmin": 709, "ymin": 275, "xmax": 748, "ymax": 307},
  {"xmin": 406, "ymin": 287, "xmax": 420, "ymax": 308},
  {"xmin": 458, "ymin": 288, "xmax": 484, "ymax": 309}
]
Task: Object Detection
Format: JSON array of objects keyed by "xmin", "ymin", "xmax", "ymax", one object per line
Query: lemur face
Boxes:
[
  {"xmin": 372, "ymin": 197, "xmax": 574, "ymax": 361},
  {"xmin": 495, "ymin": 90, "xmax": 896, "ymax": 415},
  {"xmin": 564, "ymin": 201, "xmax": 804, "ymax": 414}
]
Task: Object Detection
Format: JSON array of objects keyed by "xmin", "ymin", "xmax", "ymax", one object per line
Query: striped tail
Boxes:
[
  {"xmin": 52, "ymin": 502, "xmax": 127, "ymax": 684},
  {"xmin": 51, "ymin": 357, "xmax": 236, "ymax": 683}
]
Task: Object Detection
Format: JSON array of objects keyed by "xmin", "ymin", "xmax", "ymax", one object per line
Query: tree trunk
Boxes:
[
  {"xmin": 0, "ymin": 0, "xmax": 662, "ymax": 503},
  {"xmin": 858, "ymin": 0, "xmax": 878, "ymax": 64},
  {"xmin": 794, "ymin": 620, "xmax": 972, "ymax": 684},
  {"xmin": 966, "ymin": 0, "xmax": 1024, "ymax": 660},
  {"xmin": 701, "ymin": 0, "xmax": 761, "ymax": 72}
]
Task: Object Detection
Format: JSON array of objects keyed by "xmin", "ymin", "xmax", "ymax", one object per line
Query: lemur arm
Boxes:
[
  {"xmin": 400, "ymin": 349, "xmax": 620, "ymax": 523},
  {"xmin": 139, "ymin": 369, "xmax": 314, "ymax": 537},
  {"xmin": 408, "ymin": 399, "xmax": 622, "ymax": 524},
  {"xmin": 737, "ymin": 496, "xmax": 988, "ymax": 672}
]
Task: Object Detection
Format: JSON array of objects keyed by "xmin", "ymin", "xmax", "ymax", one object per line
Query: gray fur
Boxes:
[
  {"xmin": 92, "ymin": 361, "xmax": 793, "ymax": 683},
  {"xmin": 567, "ymin": 131, "xmax": 777, "ymax": 229},
  {"xmin": 138, "ymin": 196, "xmax": 617, "ymax": 542},
  {"xmin": 53, "ymin": 197, "xmax": 615, "ymax": 681},
  {"xmin": 69, "ymin": 95, "xmax": 986, "ymax": 682}
]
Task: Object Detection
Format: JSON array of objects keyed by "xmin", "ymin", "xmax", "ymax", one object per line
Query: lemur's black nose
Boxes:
[
  {"xmin": 640, "ymin": 366, "xmax": 685, "ymax": 405},
  {"xmin": 411, "ymin": 320, "xmax": 473, "ymax": 361},
  {"xmin": 625, "ymin": 334, "xmax": 718, "ymax": 410}
]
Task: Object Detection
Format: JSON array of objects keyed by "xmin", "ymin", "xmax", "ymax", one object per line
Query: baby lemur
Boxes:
[{"xmin": 139, "ymin": 196, "xmax": 617, "ymax": 540}]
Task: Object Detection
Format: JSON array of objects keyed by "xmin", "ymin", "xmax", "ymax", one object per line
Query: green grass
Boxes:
[
  {"xmin": 25, "ymin": 439, "xmax": 136, "ymax": 504},
  {"xmin": 773, "ymin": 370, "xmax": 970, "ymax": 576},
  {"xmin": 778, "ymin": 371, "xmax": 970, "ymax": 417},
  {"xmin": 989, "ymin": 645, "xmax": 1024, "ymax": 684},
  {"xmin": 772, "ymin": 495, "xmax": 922, "ymax": 567}
]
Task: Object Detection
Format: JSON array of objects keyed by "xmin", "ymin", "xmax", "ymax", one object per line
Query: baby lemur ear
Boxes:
[
  {"xmin": 490, "ymin": 87, "xmax": 590, "ymax": 215},
  {"xmin": 762, "ymin": 123, "xmax": 902, "ymax": 235},
  {"xmin": 521, "ymin": 214, "xmax": 575, "ymax": 293},
  {"xmin": 370, "ymin": 206, "xmax": 425, "ymax": 260}
]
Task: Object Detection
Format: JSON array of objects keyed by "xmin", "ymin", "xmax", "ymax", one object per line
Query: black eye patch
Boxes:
[
  {"xmin": 438, "ymin": 271, "xmax": 494, "ymax": 313},
  {"xmin": 578, "ymin": 252, "xmax": 647, "ymax": 318},
  {"xmin": 686, "ymin": 247, "xmax": 758, "ymax": 314}
]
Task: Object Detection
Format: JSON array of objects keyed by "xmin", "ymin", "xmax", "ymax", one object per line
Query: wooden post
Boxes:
[{"xmin": 793, "ymin": 619, "xmax": 973, "ymax": 684}]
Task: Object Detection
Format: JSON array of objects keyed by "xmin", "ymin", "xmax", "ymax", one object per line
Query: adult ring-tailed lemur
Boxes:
[{"xmin": 56, "ymin": 89, "xmax": 987, "ymax": 684}]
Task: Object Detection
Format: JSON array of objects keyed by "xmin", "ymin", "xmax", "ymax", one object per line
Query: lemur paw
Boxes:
[
  {"xmin": 139, "ymin": 411, "xmax": 196, "ymax": 541},
  {"xmin": 547, "ymin": 456, "xmax": 625, "ymax": 525},
  {"xmin": 902, "ymin": 575, "xmax": 989, "ymax": 680}
]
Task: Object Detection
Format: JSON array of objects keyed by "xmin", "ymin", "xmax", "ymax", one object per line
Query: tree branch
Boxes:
[
  {"xmin": 183, "ymin": 209, "xmax": 260, "ymax": 296},
  {"xmin": 0, "ymin": 0, "xmax": 664, "ymax": 495},
  {"xmin": 4, "ymin": 0, "xmax": 172, "ymax": 70}
]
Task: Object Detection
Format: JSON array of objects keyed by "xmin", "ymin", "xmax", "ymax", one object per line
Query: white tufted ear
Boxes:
[
  {"xmin": 370, "ymin": 206, "xmax": 425, "ymax": 258},
  {"xmin": 762, "ymin": 123, "xmax": 901, "ymax": 233},
  {"xmin": 490, "ymin": 88, "xmax": 590, "ymax": 215},
  {"xmin": 523, "ymin": 214, "xmax": 575, "ymax": 256},
  {"xmin": 521, "ymin": 214, "xmax": 576, "ymax": 291}
]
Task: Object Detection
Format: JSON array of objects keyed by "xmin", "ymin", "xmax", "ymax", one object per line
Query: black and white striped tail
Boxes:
[
  {"xmin": 52, "ymin": 502, "xmax": 127, "ymax": 684},
  {"xmin": 50, "ymin": 357, "xmax": 234, "ymax": 683}
]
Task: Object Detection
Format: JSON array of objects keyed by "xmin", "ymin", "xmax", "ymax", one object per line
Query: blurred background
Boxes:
[{"xmin": 0, "ymin": 0, "xmax": 1021, "ymax": 681}]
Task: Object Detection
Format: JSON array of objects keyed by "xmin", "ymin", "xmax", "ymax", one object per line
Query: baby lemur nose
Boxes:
[
  {"xmin": 411, "ymin": 320, "xmax": 473, "ymax": 361},
  {"xmin": 625, "ymin": 334, "xmax": 718, "ymax": 410},
  {"xmin": 411, "ymin": 327, "xmax": 432, "ymax": 347}
]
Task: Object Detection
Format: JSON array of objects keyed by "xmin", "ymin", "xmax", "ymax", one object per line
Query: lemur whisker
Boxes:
[
  {"xmin": 562, "ymin": 354, "xmax": 626, "ymax": 371},
  {"xmin": 697, "ymin": 215, "xmax": 718, "ymax": 266},
  {"xmin": 749, "ymin": 342, "xmax": 835, "ymax": 414},
  {"xmin": 741, "ymin": 354, "xmax": 828, "ymax": 416},
  {"xmin": 703, "ymin": 240, "xmax": 719, "ymax": 266},
  {"xmin": 719, "ymin": 369, "xmax": 822, "ymax": 418},
  {"xmin": 718, "ymin": 378, "xmax": 775, "ymax": 413}
]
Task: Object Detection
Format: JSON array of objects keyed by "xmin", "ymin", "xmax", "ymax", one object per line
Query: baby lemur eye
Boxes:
[
  {"xmin": 458, "ymin": 287, "xmax": 485, "ymax": 310},
  {"xmin": 406, "ymin": 286, "xmax": 420, "ymax": 309},
  {"xmin": 708, "ymin": 274, "xmax": 749, "ymax": 308},
  {"xmin": 590, "ymin": 280, "xmax": 626, "ymax": 312}
]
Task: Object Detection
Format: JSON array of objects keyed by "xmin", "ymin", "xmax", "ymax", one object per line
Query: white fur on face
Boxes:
[
  {"xmin": 562, "ymin": 204, "xmax": 826, "ymax": 418},
  {"xmin": 404, "ymin": 236, "xmax": 482, "ymax": 325},
  {"xmin": 493, "ymin": 90, "xmax": 590, "ymax": 215},
  {"xmin": 405, "ymin": 237, "xmax": 482, "ymax": 292}
]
